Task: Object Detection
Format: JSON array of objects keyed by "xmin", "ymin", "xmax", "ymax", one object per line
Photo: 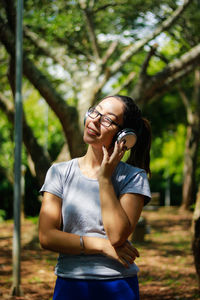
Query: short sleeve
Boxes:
[
  {"xmin": 112, "ymin": 163, "xmax": 151, "ymax": 206},
  {"xmin": 40, "ymin": 164, "xmax": 63, "ymax": 199},
  {"xmin": 120, "ymin": 170, "xmax": 151, "ymax": 205}
]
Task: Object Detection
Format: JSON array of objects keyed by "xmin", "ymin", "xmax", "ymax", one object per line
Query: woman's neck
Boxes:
[{"xmin": 78, "ymin": 145, "xmax": 103, "ymax": 179}]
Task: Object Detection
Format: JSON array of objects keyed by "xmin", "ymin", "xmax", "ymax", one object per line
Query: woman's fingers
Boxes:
[
  {"xmin": 125, "ymin": 241, "xmax": 140, "ymax": 258},
  {"xmin": 102, "ymin": 145, "xmax": 109, "ymax": 162},
  {"xmin": 122, "ymin": 247, "xmax": 139, "ymax": 261},
  {"xmin": 118, "ymin": 257, "xmax": 129, "ymax": 269},
  {"xmin": 117, "ymin": 252, "xmax": 136, "ymax": 268},
  {"xmin": 103, "ymin": 140, "xmax": 126, "ymax": 165},
  {"xmin": 99, "ymin": 141, "xmax": 127, "ymax": 179},
  {"xmin": 110, "ymin": 141, "xmax": 126, "ymax": 163},
  {"xmin": 115, "ymin": 242, "xmax": 140, "ymax": 268}
]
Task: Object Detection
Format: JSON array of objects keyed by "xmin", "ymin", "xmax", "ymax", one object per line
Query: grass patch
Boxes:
[
  {"xmin": 140, "ymin": 276, "xmax": 154, "ymax": 285},
  {"xmin": 28, "ymin": 276, "xmax": 42, "ymax": 283},
  {"xmin": 26, "ymin": 216, "xmax": 39, "ymax": 224},
  {"xmin": 164, "ymin": 278, "xmax": 182, "ymax": 287}
]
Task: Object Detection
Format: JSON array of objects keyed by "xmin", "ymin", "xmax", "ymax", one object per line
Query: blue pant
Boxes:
[{"xmin": 53, "ymin": 276, "xmax": 140, "ymax": 300}]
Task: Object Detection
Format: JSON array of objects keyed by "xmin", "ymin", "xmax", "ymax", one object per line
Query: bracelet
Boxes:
[{"xmin": 80, "ymin": 236, "xmax": 85, "ymax": 254}]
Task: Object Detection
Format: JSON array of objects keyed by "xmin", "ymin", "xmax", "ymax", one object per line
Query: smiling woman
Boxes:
[{"xmin": 39, "ymin": 95, "xmax": 152, "ymax": 300}]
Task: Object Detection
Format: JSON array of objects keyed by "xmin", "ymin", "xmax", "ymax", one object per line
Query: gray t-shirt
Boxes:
[{"xmin": 40, "ymin": 158, "xmax": 151, "ymax": 280}]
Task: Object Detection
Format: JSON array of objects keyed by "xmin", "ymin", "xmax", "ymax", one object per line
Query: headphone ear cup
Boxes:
[{"xmin": 115, "ymin": 129, "xmax": 137, "ymax": 150}]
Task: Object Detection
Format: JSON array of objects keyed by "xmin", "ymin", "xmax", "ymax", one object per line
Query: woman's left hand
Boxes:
[{"xmin": 98, "ymin": 141, "xmax": 127, "ymax": 180}]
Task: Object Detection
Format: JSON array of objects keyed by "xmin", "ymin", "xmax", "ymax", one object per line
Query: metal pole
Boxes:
[{"xmin": 12, "ymin": 0, "xmax": 23, "ymax": 296}]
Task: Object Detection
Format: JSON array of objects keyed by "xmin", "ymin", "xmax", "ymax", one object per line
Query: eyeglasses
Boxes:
[{"xmin": 87, "ymin": 107, "xmax": 122, "ymax": 128}]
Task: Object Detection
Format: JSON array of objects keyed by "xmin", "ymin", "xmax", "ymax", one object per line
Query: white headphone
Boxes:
[{"xmin": 115, "ymin": 128, "xmax": 137, "ymax": 150}]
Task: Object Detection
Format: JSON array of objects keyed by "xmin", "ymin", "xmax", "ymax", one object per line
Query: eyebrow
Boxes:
[{"xmin": 97, "ymin": 104, "xmax": 119, "ymax": 120}]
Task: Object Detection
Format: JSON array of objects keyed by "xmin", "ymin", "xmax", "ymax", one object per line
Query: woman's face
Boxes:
[{"xmin": 83, "ymin": 97, "xmax": 124, "ymax": 149}]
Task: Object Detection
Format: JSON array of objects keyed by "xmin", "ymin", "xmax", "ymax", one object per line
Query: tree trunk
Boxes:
[
  {"xmin": 192, "ymin": 185, "xmax": 200, "ymax": 290},
  {"xmin": 179, "ymin": 69, "xmax": 200, "ymax": 211},
  {"xmin": 181, "ymin": 123, "xmax": 200, "ymax": 210}
]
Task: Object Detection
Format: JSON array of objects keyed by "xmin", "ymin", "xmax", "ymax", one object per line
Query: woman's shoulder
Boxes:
[
  {"xmin": 116, "ymin": 161, "xmax": 146, "ymax": 176},
  {"xmin": 50, "ymin": 158, "xmax": 77, "ymax": 175}
]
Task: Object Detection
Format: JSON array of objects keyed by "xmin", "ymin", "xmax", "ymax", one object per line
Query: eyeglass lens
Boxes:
[{"xmin": 88, "ymin": 108, "xmax": 112, "ymax": 127}]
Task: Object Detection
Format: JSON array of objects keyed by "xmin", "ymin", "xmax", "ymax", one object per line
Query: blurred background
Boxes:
[{"xmin": 1, "ymin": 0, "xmax": 200, "ymax": 298}]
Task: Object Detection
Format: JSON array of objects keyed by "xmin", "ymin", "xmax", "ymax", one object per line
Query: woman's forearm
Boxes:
[
  {"xmin": 39, "ymin": 228, "xmax": 104, "ymax": 255},
  {"xmin": 99, "ymin": 177, "xmax": 132, "ymax": 247}
]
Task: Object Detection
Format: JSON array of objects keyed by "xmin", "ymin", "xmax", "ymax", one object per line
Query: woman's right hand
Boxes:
[{"xmin": 102, "ymin": 239, "xmax": 140, "ymax": 268}]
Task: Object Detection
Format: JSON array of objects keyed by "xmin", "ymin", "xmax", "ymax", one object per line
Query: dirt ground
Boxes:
[{"xmin": 0, "ymin": 207, "xmax": 199, "ymax": 300}]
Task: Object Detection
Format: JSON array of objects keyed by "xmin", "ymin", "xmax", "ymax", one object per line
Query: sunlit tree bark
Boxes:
[
  {"xmin": 179, "ymin": 69, "xmax": 200, "ymax": 210},
  {"xmin": 192, "ymin": 184, "xmax": 200, "ymax": 290}
]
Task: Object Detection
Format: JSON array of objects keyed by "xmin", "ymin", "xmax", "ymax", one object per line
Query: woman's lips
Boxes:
[{"xmin": 87, "ymin": 127, "xmax": 100, "ymax": 136}]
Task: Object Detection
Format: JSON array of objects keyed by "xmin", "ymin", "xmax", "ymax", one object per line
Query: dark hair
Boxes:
[{"xmin": 103, "ymin": 95, "xmax": 151, "ymax": 176}]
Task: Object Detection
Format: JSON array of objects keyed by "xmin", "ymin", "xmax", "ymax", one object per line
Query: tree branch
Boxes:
[
  {"xmin": 154, "ymin": 52, "xmax": 169, "ymax": 64},
  {"xmin": 177, "ymin": 84, "xmax": 195, "ymax": 124},
  {"xmin": 7, "ymin": 56, "xmax": 15, "ymax": 95},
  {"xmin": 178, "ymin": 86, "xmax": 190, "ymax": 109},
  {"xmin": 131, "ymin": 46, "xmax": 158, "ymax": 102},
  {"xmin": 108, "ymin": 0, "xmax": 192, "ymax": 76},
  {"xmin": 102, "ymin": 40, "xmax": 119, "ymax": 66},
  {"xmin": 111, "ymin": 71, "xmax": 136, "ymax": 95},
  {"xmin": 2, "ymin": 0, "xmax": 15, "ymax": 32},
  {"xmin": 0, "ymin": 165, "xmax": 13, "ymax": 184},
  {"xmin": 193, "ymin": 68, "xmax": 200, "ymax": 109},
  {"xmin": 54, "ymin": 143, "xmax": 71, "ymax": 163},
  {"xmin": 24, "ymin": 26, "xmax": 77, "ymax": 71},
  {"xmin": 131, "ymin": 43, "xmax": 200, "ymax": 104},
  {"xmin": 79, "ymin": 1, "xmax": 101, "ymax": 60},
  {"xmin": 93, "ymin": 3, "xmax": 119, "ymax": 13},
  {"xmin": 146, "ymin": 64, "xmax": 193, "ymax": 104},
  {"xmin": 140, "ymin": 45, "xmax": 158, "ymax": 77}
]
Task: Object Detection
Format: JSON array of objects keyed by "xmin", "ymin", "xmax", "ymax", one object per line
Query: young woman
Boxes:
[{"xmin": 39, "ymin": 95, "xmax": 151, "ymax": 300}]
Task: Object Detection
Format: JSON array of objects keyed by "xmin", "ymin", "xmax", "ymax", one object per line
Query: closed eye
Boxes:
[{"xmin": 103, "ymin": 116, "xmax": 113, "ymax": 122}]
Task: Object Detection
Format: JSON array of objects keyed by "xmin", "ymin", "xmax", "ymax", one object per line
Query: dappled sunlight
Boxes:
[{"xmin": 135, "ymin": 207, "xmax": 198, "ymax": 299}]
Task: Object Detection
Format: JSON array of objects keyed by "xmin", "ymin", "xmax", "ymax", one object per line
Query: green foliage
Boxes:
[
  {"xmin": 143, "ymin": 91, "xmax": 186, "ymax": 138},
  {"xmin": 0, "ymin": 209, "xmax": 6, "ymax": 222},
  {"xmin": 148, "ymin": 38, "xmax": 182, "ymax": 76},
  {"xmin": 0, "ymin": 111, "xmax": 14, "ymax": 172},
  {"xmin": 151, "ymin": 124, "xmax": 186, "ymax": 183},
  {"xmin": 0, "ymin": 47, "xmax": 10, "ymax": 92},
  {"xmin": 23, "ymin": 85, "xmax": 65, "ymax": 160},
  {"xmin": 26, "ymin": 216, "xmax": 39, "ymax": 224},
  {"xmin": 149, "ymin": 124, "xmax": 186, "ymax": 206}
]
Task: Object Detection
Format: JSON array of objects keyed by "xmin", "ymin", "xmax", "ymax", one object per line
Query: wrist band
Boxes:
[{"xmin": 80, "ymin": 236, "xmax": 85, "ymax": 254}]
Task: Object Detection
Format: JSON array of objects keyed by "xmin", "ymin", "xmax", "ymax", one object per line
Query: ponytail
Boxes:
[{"xmin": 127, "ymin": 117, "xmax": 151, "ymax": 177}]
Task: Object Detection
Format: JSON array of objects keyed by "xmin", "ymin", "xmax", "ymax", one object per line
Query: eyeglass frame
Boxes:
[{"xmin": 87, "ymin": 107, "xmax": 122, "ymax": 129}]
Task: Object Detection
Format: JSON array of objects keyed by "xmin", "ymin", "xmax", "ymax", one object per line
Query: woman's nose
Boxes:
[{"xmin": 93, "ymin": 114, "xmax": 101, "ymax": 124}]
